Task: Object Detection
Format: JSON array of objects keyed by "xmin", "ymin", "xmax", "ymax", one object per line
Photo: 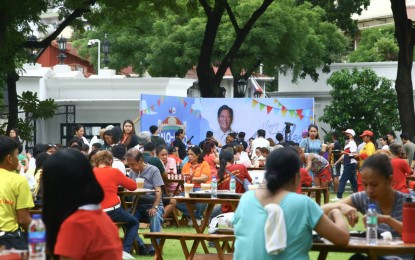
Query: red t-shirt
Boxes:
[
  {"xmin": 217, "ymin": 164, "xmax": 252, "ymax": 213},
  {"xmin": 203, "ymin": 153, "xmax": 218, "ymax": 175},
  {"xmin": 55, "ymin": 209, "xmax": 122, "ymax": 260},
  {"xmin": 93, "ymin": 166, "xmax": 137, "ymax": 208},
  {"xmin": 391, "ymin": 158, "xmax": 411, "ymax": 193},
  {"xmin": 296, "ymin": 168, "xmax": 313, "ymax": 194}
]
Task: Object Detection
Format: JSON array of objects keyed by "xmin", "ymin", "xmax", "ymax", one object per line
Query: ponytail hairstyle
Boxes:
[
  {"xmin": 218, "ymin": 150, "xmax": 234, "ymax": 182},
  {"xmin": 265, "ymin": 147, "xmax": 301, "ymax": 193}
]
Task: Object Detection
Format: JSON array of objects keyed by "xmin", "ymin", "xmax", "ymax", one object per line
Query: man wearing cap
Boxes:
[{"xmin": 331, "ymin": 129, "xmax": 358, "ymax": 201}]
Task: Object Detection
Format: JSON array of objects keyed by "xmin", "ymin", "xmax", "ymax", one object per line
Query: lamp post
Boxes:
[
  {"xmin": 236, "ymin": 78, "xmax": 248, "ymax": 97},
  {"xmin": 57, "ymin": 35, "xmax": 67, "ymax": 64},
  {"xmin": 88, "ymin": 39, "xmax": 101, "ymax": 73},
  {"xmin": 102, "ymin": 33, "xmax": 110, "ymax": 67}
]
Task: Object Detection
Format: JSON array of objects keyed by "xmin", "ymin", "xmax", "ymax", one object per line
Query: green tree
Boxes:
[
  {"xmin": 320, "ymin": 68, "xmax": 400, "ymax": 138},
  {"xmin": 80, "ymin": 0, "xmax": 350, "ymax": 96},
  {"xmin": 349, "ymin": 26, "xmax": 398, "ymax": 62},
  {"xmin": 0, "ymin": 91, "xmax": 57, "ymax": 142}
]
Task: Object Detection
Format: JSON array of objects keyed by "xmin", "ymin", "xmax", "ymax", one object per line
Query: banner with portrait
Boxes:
[{"xmin": 140, "ymin": 94, "xmax": 314, "ymax": 146}]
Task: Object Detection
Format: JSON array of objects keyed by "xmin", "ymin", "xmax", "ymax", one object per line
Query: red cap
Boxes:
[{"xmin": 359, "ymin": 130, "xmax": 374, "ymax": 137}]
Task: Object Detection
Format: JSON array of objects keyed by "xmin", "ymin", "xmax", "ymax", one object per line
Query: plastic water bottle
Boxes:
[
  {"xmin": 28, "ymin": 214, "xmax": 46, "ymax": 259},
  {"xmin": 211, "ymin": 176, "xmax": 218, "ymax": 199},
  {"xmin": 366, "ymin": 204, "xmax": 378, "ymax": 245},
  {"xmin": 230, "ymin": 176, "xmax": 236, "ymax": 193}
]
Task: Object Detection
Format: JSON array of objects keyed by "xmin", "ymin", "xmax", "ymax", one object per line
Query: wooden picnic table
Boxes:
[
  {"xmin": 302, "ymin": 186, "xmax": 329, "ymax": 205},
  {"xmin": 117, "ymin": 188, "xmax": 157, "ymax": 214},
  {"xmin": 311, "ymin": 237, "xmax": 415, "ymax": 260},
  {"xmin": 168, "ymin": 196, "xmax": 240, "ymax": 253}
]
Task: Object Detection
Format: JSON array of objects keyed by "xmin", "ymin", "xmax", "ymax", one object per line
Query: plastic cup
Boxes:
[
  {"xmin": 248, "ymin": 184, "xmax": 259, "ymax": 190},
  {"xmin": 201, "ymin": 183, "xmax": 211, "ymax": 191},
  {"xmin": 136, "ymin": 178, "xmax": 145, "ymax": 189},
  {"xmin": 184, "ymin": 183, "xmax": 194, "ymax": 198}
]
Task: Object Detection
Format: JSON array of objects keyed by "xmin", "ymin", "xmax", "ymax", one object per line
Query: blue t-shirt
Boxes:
[
  {"xmin": 299, "ymin": 138, "xmax": 322, "ymax": 154},
  {"xmin": 233, "ymin": 191, "xmax": 323, "ymax": 260}
]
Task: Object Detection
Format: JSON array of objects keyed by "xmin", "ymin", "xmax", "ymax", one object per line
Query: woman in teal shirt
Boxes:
[{"xmin": 233, "ymin": 148, "xmax": 349, "ymax": 260}]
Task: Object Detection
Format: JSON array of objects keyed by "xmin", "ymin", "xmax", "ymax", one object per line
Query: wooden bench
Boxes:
[
  {"xmin": 142, "ymin": 232, "xmax": 235, "ymax": 260},
  {"xmin": 301, "ymin": 186, "xmax": 329, "ymax": 205}
]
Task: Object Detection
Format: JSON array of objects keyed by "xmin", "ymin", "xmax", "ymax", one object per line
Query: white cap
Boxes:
[{"xmin": 343, "ymin": 129, "xmax": 355, "ymax": 136}]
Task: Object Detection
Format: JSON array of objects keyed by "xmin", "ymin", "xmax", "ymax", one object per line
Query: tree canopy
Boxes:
[
  {"xmin": 349, "ymin": 25, "xmax": 398, "ymax": 62},
  {"xmin": 320, "ymin": 68, "xmax": 400, "ymax": 138}
]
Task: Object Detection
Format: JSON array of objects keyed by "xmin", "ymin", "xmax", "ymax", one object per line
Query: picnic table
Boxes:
[{"xmin": 312, "ymin": 237, "xmax": 415, "ymax": 260}]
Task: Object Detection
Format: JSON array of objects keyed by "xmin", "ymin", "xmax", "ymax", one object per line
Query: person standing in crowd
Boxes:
[
  {"xmin": 42, "ymin": 149, "xmax": 122, "ymax": 259},
  {"xmin": 142, "ymin": 142, "xmax": 167, "ymax": 179},
  {"xmin": 387, "ymin": 131, "xmax": 399, "ymax": 145},
  {"xmin": 332, "ymin": 129, "xmax": 358, "ymax": 201},
  {"xmin": 172, "ymin": 129, "xmax": 187, "ymax": 160},
  {"xmin": 0, "ymin": 136, "xmax": 34, "ymax": 249},
  {"xmin": 275, "ymin": 133, "xmax": 288, "ymax": 148},
  {"xmin": 214, "ymin": 150, "xmax": 252, "ymax": 216},
  {"xmin": 233, "ymin": 148, "xmax": 349, "ymax": 260},
  {"xmin": 74, "ymin": 124, "xmax": 90, "ymax": 146},
  {"xmin": 149, "ymin": 125, "xmax": 166, "ymax": 148},
  {"xmin": 356, "ymin": 130, "xmax": 376, "ymax": 191},
  {"xmin": 251, "ymin": 129, "xmax": 270, "ymax": 159},
  {"xmin": 125, "ymin": 149, "xmax": 164, "ymax": 256},
  {"xmin": 111, "ymin": 143, "xmax": 127, "ymax": 175},
  {"xmin": 93, "ymin": 150, "xmax": 138, "ymax": 259},
  {"xmin": 134, "ymin": 131, "xmax": 151, "ymax": 151},
  {"xmin": 214, "ymin": 105, "xmax": 234, "ymax": 146},
  {"xmin": 299, "ymin": 124, "xmax": 322, "ymax": 155},
  {"xmin": 329, "ymin": 133, "xmax": 342, "ymax": 194},
  {"xmin": 120, "ymin": 120, "xmax": 139, "ymax": 150},
  {"xmin": 234, "ymin": 144, "xmax": 251, "ymax": 168},
  {"xmin": 202, "ymin": 140, "xmax": 220, "ymax": 177},
  {"xmin": 8, "ymin": 128, "xmax": 21, "ymax": 143},
  {"xmin": 379, "ymin": 135, "xmax": 390, "ymax": 150},
  {"xmin": 294, "ymin": 146, "xmax": 332, "ymax": 188},
  {"xmin": 157, "ymin": 146, "xmax": 178, "ymax": 195},
  {"xmin": 237, "ymin": 132, "xmax": 248, "ymax": 151},
  {"xmin": 389, "ymin": 143, "xmax": 412, "ymax": 193},
  {"xmin": 400, "ymin": 132, "xmax": 415, "ymax": 166},
  {"xmin": 199, "ymin": 131, "xmax": 220, "ymax": 149},
  {"xmin": 222, "ymin": 132, "xmax": 239, "ymax": 150}
]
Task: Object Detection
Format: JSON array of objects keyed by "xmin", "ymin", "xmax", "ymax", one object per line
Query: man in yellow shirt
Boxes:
[
  {"xmin": 357, "ymin": 130, "xmax": 376, "ymax": 191},
  {"xmin": 0, "ymin": 136, "xmax": 34, "ymax": 249}
]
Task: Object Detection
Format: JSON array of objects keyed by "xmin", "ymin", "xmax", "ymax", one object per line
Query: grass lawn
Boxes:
[{"xmin": 131, "ymin": 191, "xmax": 364, "ymax": 260}]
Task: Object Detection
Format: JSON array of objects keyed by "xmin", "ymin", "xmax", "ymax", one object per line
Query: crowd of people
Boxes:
[{"xmin": 1, "ymin": 121, "xmax": 415, "ymax": 259}]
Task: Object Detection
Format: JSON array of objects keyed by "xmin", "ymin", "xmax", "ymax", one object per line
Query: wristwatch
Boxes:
[{"xmin": 152, "ymin": 206, "xmax": 158, "ymax": 210}]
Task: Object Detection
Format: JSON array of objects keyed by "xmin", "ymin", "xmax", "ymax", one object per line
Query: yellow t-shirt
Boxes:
[
  {"xmin": 359, "ymin": 142, "xmax": 376, "ymax": 167},
  {"xmin": 0, "ymin": 168, "xmax": 34, "ymax": 231}
]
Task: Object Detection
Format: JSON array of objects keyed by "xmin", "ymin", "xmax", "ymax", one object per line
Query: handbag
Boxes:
[
  {"xmin": 0, "ymin": 229, "xmax": 28, "ymax": 250},
  {"xmin": 225, "ymin": 169, "xmax": 251, "ymax": 191}
]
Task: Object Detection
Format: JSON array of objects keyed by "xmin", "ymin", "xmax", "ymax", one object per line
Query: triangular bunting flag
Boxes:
[
  {"xmin": 259, "ymin": 103, "xmax": 265, "ymax": 111},
  {"xmin": 289, "ymin": 110, "xmax": 295, "ymax": 117},
  {"xmin": 274, "ymin": 99, "xmax": 278, "ymax": 104},
  {"xmin": 252, "ymin": 99, "xmax": 259, "ymax": 108},
  {"xmin": 273, "ymin": 108, "xmax": 281, "ymax": 115},
  {"xmin": 281, "ymin": 109, "xmax": 287, "ymax": 117},
  {"xmin": 282, "ymin": 106, "xmax": 287, "ymax": 111},
  {"xmin": 266, "ymin": 106, "xmax": 273, "ymax": 114}
]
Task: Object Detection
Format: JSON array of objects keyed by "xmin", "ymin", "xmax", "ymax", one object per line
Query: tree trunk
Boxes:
[
  {"xmin": 6, "ymin": 70, "xmax": 19, "ymax": 134},
  {"xmin": 197, "ymin": 1, "xmax": 225, "ymax": 97},
  {"xmin": 391, "ymin": 0, "xmax": 415, "ymax": 137}
]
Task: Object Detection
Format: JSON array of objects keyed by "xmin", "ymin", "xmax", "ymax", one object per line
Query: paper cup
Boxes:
[
  {"xmin": 136, "ymin": 178, "xmax": 145, "ymax": 189},
  {"xmin": 184, "ymin": 183, "xmax": 194, "ymax": 198},
  {"xmin": 248, "ymin": 184, "xmax": 259, "ymax": 190},
  {"xmin": 201, "ymin": 183, "xmax": 211, "ymax": 191}
]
